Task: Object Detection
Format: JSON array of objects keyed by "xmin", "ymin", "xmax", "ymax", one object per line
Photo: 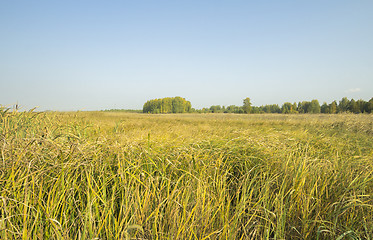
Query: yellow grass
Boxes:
[{"xmin": 1, "ymin": 109, "xmax": 372, "ymax": 239}]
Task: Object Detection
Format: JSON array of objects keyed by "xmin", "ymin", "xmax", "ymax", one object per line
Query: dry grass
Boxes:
[{"xmin": 1, "ymin": 109, "xmax": 372, "ymax": 239}]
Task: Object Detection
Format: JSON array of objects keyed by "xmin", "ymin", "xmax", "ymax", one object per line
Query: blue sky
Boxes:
[{"xmin": 1, "ymin": 1, "xmax": 372, "ymax": 111}]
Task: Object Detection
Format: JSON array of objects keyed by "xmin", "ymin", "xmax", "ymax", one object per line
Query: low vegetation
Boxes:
[{"xmin": 1, "ymin": 108, "xmax": 372, "ymax": 239}]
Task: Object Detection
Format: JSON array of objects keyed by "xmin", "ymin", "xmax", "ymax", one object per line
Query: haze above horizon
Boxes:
[{"xmin": 1, "ymin": 1, "xmax": 372, "ymax": 111}]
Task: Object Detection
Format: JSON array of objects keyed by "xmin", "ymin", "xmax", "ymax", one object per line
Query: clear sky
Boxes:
[{"xmin": 1, "ymin": 1, "xmax": 372, "ymax": 111}]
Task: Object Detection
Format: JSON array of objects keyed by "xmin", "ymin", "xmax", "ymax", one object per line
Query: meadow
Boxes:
[{"xmin": 0, "ymin": 109, "xmax": 372, "ymax": 239}]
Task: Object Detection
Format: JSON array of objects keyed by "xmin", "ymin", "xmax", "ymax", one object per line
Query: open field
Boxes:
[{"xmin": 1, "ymin": 110, "xmax": 372, "ymax": 239}]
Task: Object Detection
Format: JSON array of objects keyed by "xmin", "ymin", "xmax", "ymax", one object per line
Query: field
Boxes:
[{"xmin": 1, "ymin": 110, "xmax": 372, "ymax": 239}]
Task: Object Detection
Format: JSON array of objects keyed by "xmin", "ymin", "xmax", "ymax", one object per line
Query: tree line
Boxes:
[
  {"xmin": 199, "ymin": 97, "xmax": 373, "ymax": 114},
  {"xmin": 143, "ymin": 97, "xmax": 373, "ymax": 114}
]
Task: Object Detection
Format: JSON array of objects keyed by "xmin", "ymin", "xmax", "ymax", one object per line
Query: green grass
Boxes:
[{"xmin": 1, "ymin": 109, "xmax": 372, "ymax": 239}]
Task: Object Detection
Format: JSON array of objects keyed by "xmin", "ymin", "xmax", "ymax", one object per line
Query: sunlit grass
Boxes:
[{"xmin": 1, "ymin": 109, "xmax": 372, "ymax": 239}]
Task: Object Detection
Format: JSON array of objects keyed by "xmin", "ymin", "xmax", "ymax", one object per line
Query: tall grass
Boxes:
[{"xmin": 1, "ymin": 109, "xmax": 372, "ymax": 239}]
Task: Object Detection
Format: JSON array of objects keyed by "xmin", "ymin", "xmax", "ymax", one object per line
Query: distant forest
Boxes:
[{"xmin": 142, "ymin": 97, "xmax": 373, "ymax": 114}]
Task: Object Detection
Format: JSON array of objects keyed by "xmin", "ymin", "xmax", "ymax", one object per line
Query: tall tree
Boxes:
[
  {"xmin": 309, "ymin": 100, "xmax": 320, "ymax": 113},
  {"xmin": 329, "ymin": 101, "xmax": 337, "ymax": 114},
  {"xmin": 338, "ymin": 97, "xmax": 349, "ymax": 112},
  {"xmin": 356, "ymin": 99, "xmax": 367, "ymax": 113},
  {"xmin": 367, "ymin": 97, "xmax": 373, "ymax": 113},
  {"xmin": 243, "ymin": 97, "xmax": 252, "ymax": 114},
  {"xmin": 281, "ymin": 102, "xmax": 292, "ymax": 114},
  {"xmin": 348, "ymin": 99, "xmax": 359, "ymax": 113},
  {"xmin": 321, "ymin": 102, "xmax": 329, "ymax": 113},
  {"xmin": 172, "ymin": 97, "xmax": 185, "ymax": 113},
  {"xmin": 300, "ymin": 101, "xmax": 311, "ymax": 113},
  {"xmin": 292, "ymin": 102, "xmax": 298, "ymax": 113}
]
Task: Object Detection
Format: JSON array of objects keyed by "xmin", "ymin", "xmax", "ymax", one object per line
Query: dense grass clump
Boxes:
[{"xmin": 1, "ymin": 109, "xmax": 372, "ymax": 239}]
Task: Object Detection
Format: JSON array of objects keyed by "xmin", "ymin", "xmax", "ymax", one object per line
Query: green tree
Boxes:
[
  {"xmin": 185, "ymin": 100, "xmax": 192, "ymax": 113},
  {"xmin": 297, "ymin": 102, "xmax": 304, "ymax": 113},
  {"xmin": 227, "ymin": 105, "xmax": 241, "ymax": 113},
  {"xmin": 321, "ymin": 102, "xmax": 329, "ymax": 113},
  {"xmin": 261, "ymin": 104, "xmax": 281, "ymax": 113},
  {"xmin": 251, "ymin": 106, "xmax": 261, "ymax": 113},
  {"xmin": 329, "ymin": 101, "xmax": 337, "ymax": 114},
  {"xmin": 309, "ymin": 100, "xmax": 320, "ymax": 113},
  {"xmin": 298, "ymin": 101, "xmax": 311, "ymax": 113},
  {"xmin": 162, "ymin": 98, "xmax": 172, "ymax": 113},
  {"xmin": 367, "ymin": 97, "xmax": 373, "ymax": 113},
  {"xmin": 243, "ymin": 97, "xmax": 252, "ymax": 114},
  {"xmin": 356, "ymin": 99, "xmax": 367, "ymax": 113},
  {"xmin": 338, "ymin": 97, "xmax": 349, "ymax": 113},
  {"xmin": 209, "ymin": 105, "xmax": 222, "ymax": 113},
  {"xmin": 271, "ymin": 104, "xmax": 281, "ymax": 113},
  {"xmin": 281, "ymin": 102, "xmax": 293, "ymax": 114},
  {"xmin": 172, "ymin": 97, "xmax": 185, "ymax": 113},
  {"xmin": 292, "ymin": 102, "xmax": 298, "ymax": 113},
  {"xmin": 348, "ymin": 99, "xmax": 359, "ymax": 113}
]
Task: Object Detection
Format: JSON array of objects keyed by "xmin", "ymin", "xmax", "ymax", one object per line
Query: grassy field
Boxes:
[{"xmin": 1, "ymin": 110, "xmax": 372, "ymax": 239}]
